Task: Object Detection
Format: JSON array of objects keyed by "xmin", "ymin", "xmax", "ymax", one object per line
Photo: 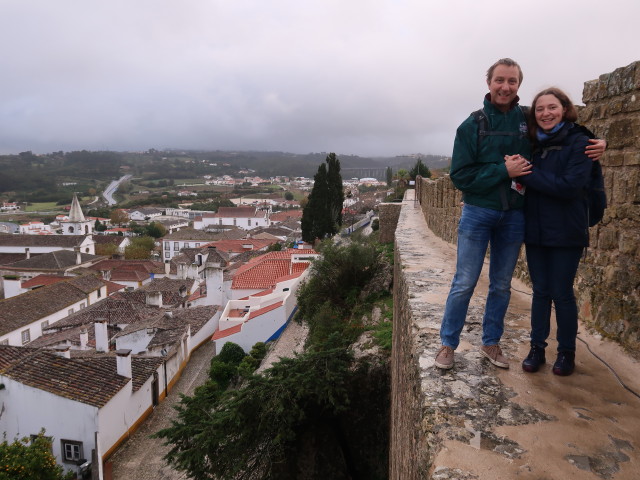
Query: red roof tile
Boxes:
[{"xmin": 211, "ymin": 324, "xmax": 242, "ymax": 340}]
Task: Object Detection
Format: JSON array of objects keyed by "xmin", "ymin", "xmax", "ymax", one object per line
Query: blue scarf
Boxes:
[{"xmin": 536, "ymin": 121, "xmax": 565, "ymax": 142}]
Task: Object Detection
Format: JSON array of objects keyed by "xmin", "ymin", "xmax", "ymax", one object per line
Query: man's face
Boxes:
[{"xmin": 487, "ymin": 65, "xmax": 520, "ymax": 112}]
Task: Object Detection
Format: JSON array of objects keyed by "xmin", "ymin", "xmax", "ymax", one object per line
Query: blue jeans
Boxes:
[
  {"xmin": 525, "ymin": 245, "xmax": 583, "ymax": 352},
  {"xmin": 440, "ymin": 204, "xmax": 525, "ymax": 349}
]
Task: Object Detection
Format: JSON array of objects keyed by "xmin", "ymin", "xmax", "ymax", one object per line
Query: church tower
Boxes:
[{"xmin": 61, "ymin": 194, "xmax": 93, "ymax": 235}]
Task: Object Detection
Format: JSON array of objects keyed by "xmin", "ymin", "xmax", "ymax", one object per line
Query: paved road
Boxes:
[
  {"xmin": 108, "ymin": 341, "xmax": 215, "ymax": 480},
  {"xmin": 103, "ymin": 175, "xmax": 131, "ymax": 206}
]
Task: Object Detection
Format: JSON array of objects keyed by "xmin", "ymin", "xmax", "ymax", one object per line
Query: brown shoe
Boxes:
[
  {"xmin": 435, "ymin": 345, "xmax": 454, "ymax": 370},
  {"xmin": 480, "ymin": 344, "xmax": 509, "ymax": 369}
]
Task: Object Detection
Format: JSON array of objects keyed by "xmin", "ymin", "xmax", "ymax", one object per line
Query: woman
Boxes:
[{"xmin": 510, "ymin": 87, "xmax": 593, "ymax": 376}]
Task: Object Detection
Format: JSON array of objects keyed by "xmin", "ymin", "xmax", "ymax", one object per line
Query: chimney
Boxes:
[
  {"xmin": 54, "ymin": 345, "xmax": 71, "ymax": 359},
  {"xmin": 25, "ymin": 247, "xmax": 30, "ymax": 260},
  {"xmin": 164, "ymin": 262, "xmax": 170, "ymax": 275},
  {"xmin": 80, "ymin": 329, "xmax": 88, "ymax": 349},
  {"xmin": 178, "ymin": 262, "xmax": 187, "ymax": 279},
  {"xmin": 74, "ymin": 246, "xmax": 82, "ymax": 265},
  {"xmin": 164, "ymin": 310, "xmax": 173, "ymax": 319},
  {"xmin": 94, "ymin": 319, "xmax": 109, "ymax": 352},
  {"xmin": 146, "ymin": 291, "xmax": 163, "ymax": 308},
  {"xmin": 115, "ymin": 349, "xmax": 132, "ymax": 378},
  {"xmin": 101, "ymin": 270, "xmax": 111, "ymax": 282}
]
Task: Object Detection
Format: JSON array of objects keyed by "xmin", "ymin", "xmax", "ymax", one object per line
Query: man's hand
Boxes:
[
  {"xmin": 586, "ymin": 138, "xmax": 606, "ymax": 161},
  {"xmin": 504, "ymin": 154, "xmax": 532, "ymax": 178}
]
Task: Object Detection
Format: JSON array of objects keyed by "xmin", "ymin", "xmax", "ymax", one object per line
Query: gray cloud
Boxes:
[{"xmin": 1, "ymin": 0, "xmax": 638, "ymax": 157}]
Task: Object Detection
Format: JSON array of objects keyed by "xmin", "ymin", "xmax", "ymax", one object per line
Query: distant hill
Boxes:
[{"xmin": 0, "ymin": 149, "xmax": 451, "ymax": 201}]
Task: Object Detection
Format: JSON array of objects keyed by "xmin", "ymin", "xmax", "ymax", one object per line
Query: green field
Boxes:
[{"xmin": 24, "ymin": 202, "xmax": 64, "ymax": 212}]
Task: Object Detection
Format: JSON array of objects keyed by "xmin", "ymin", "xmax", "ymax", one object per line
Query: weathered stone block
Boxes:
[
  {"xmin": 606, "ymin": 152, "xmax": 625, "ymax": 167},
  {"xmin": 582, "ymin": 79, "xmax": 599, "ymax": 103},
  {"xmin": 606, "ymin": 118, "xmax": 640, "ymax": 149},
  {"xmin": 624, "ymin": 151, "xmax": 640, "ymax": 166},
  {"xmin": 623, "ymin": 93, "xmax": 640, "ymax": 113}
]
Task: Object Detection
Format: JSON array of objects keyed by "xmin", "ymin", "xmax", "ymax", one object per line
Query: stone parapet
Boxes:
[
  {"xmin": 390, "ymin": 191, "xmax": 640, "ymax": 480},
  {"xmin": 379, "ymin": 202, "xmax": 402, "ymax": 244}
]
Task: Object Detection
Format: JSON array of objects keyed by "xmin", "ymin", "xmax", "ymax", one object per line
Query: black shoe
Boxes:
[
  {"xmin": 552, "ymin": 351, "xmax": 575, "ymax": 376},
  {"xmin": 522, "ymin": 345, "xmax": 546, "ymax": 373}
]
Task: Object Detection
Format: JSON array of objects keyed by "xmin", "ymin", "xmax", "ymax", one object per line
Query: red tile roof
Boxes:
[
  {"xmin": 230, "ymin": 249, "xmax": 315, "ymax": 290},
  {"xmin": 211, "ymin": 324, "xmax": 242, "ymax": 340}
]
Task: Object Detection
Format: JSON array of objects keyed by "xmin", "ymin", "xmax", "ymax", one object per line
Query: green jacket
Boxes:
[{"xmin": 450, "ymin": 95, "xmax": 531, "ymax": 211}]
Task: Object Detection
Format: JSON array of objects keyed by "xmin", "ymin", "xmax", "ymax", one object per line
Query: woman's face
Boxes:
[{"xmin": 534, "ymin": 94, "xmax": 566, "ymax": 132}]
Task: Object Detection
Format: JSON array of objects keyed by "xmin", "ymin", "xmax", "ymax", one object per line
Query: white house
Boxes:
[
  {"xmin": 0, "ymin": 202, "xmax": 19, "ymax": 211},
  {"xmin": 0, "ymin": 275, "xmax": 107, "ymax": 346},
  {"xmin": 128, "ymin": 208, "xmax": 163, "ymax": 222},
  {"xmin": 193, "ymin": 206, "xmax": 269, "ymax": 231},
  {"xmin": 19, "ymin": 221, "xmax": 55, "ymax": 235},
  {"xmin": 0, "ymin": 234, "xmax": 96, "ymax": 255},
  {"xmin": 160, "ymin": 228, "xmax": 220, "ymax": 262},
  {"xmin": 0, "ymin": 344, "xmax": 165, "ymax": 479},
  {"xmin": 212, "ymin": 248, "xmax": 319, "ymax": 352}
]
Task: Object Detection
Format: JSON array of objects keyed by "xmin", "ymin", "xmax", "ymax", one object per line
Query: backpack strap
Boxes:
[{"xmin": 471, "ymin": 106, "xmax": 529, "ymax": 210}]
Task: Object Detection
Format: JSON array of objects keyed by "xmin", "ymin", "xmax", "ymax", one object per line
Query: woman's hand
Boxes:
[{"xmin": 504, "ymin": 154, "xmax": 532, "ymax": 178}]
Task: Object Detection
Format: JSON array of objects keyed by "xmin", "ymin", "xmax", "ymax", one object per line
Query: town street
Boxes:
[{"xmin": 108, "ymin": 341, "xmax": 214, "ymax": 479}]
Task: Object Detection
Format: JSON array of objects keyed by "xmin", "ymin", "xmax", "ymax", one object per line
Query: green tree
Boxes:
[
  {"xmin": 145, "ymin": 221, "xmax": 167, "ymax": 238},
  {"xmin": 301, "ymin": 153, "xmax": 344, "ymax": 243},
  {"xmin": 156, "ymin": 339, "xmax": 353, "ymax": 480},
  {"xmin": 0, "ymin": 431, "xmax": 72, "ymax": 480},
  {"xmin": 124, "ymin": 236, "xmax": 156, "ymax": 259},
  {"xmin": 409, "ymin": 158, "xmax": 431, "ymax": 180},
  {"xmin": 110, "ymin": 209, "xmax": 130, "ymax": 226},
  {"xmin": 385, "ymin": 166, "xmax": 393, "ymax": 187},
  {"xmin": 95, "ymin": 242, "xmax": 118, "ymax": 257},
  {"xmin": 284, "ymin": 191, "xmax": 294, "ymax": 201}
]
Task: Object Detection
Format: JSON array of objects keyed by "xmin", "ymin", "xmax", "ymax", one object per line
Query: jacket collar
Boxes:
[{"xmin": 483, "ymin": 93, "xmax": 521, "ymax": 114}]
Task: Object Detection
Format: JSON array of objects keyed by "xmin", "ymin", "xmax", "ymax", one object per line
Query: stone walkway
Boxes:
[
  {"xmin": 108, "ymin": 341, "xmax": 215, "ymax": 480},
  {"xmin": 394, "ymin": 190, "xmax": 640, "ymax": 479},
  {"xmin": 108, "ymin": 322, "xmax": 308, "ymax": 480}
]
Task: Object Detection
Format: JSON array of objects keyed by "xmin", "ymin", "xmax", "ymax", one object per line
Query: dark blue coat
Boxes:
[{"xmin": 519, "ymin": 123, "xmax": 591, "ymax": 247}]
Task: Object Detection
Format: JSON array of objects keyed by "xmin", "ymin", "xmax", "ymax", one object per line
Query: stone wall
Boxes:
[
  {"xmin": 413, "ymin": 61, "xmax": 640, "ymax": 355},
  {"xmin": 378, "ymin": 202, "xmax": 402, "ymax": 244}
]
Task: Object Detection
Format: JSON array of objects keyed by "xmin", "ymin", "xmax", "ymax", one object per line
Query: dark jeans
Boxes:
[{"xmin": 525, "ymin": 245, "xmax": 583, "ymax": 352}]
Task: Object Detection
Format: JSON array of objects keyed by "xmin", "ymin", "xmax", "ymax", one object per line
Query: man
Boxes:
[{"xmin": 434, "ymin": 58, "xmax": 605, "ymax": 370}]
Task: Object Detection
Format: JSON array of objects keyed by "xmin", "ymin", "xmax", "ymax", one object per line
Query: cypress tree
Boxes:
[{"xmin": 301, "ymin": 153, "xmax": 344, "ymax": 242}]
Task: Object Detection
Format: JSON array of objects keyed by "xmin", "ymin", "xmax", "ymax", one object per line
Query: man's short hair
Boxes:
[{"xmin": 486, "ymin": 58, "xmax": 523, "ymax": 85}]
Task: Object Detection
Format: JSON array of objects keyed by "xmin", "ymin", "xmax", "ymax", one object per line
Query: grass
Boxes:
[{"xmin": 24, "ymin": 202, "xmax": 63, "ymax": 212}]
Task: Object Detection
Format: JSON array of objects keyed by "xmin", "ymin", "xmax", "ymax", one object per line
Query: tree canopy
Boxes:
[
  {"xmin": 0, "ymin": 431, "xmax": 73, "ymax": 480},
  {"xmin": 301, "ymin": 153, "xmax": 344, "ymax": 243},
  {"xmin": 409, "ymin": 158, "xmax": 431, "ymax": 180}
]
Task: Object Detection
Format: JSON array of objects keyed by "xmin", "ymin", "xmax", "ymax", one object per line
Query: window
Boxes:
[
  {"xmin": 0, "ymin": 339, "xmax": 9, "ymax": 346},
  {"xmin": 165, "ymin": 251, "xmax": 170, "ymax": 258},
  {"xmin": 61, "ymin": 440, "xmax": 83, "ymax": 463},
  {"xmin": 174, "ymin": 242, "xmax": 179, "ymax": 251},
  {"xmin": 184, "ymin": 242, "xmax": 190, "ymax": 248},
  {"xmin": 195, "ymin": 243, "xmax": 200, "ymax": 247},
  {"xmin": 97, "ymin": 287, "xmax": 102, "ymax": 298},
  {"xmin": 164, "ymin": 242, "xmax": 170, "ymax": 250},
  {"xmin": 41, "ymin": 320, "xmax": 49, "ymax": 330},
  {"xmin": 21, "ymin": 329, "xmax": 31, "ymax": 345},
  {"xmin": 248, "ymin": 219, "xmax": 251, "ymax": 226},
  {"xmin": 80, "ymin": 302, "xmax": 86, "ymax": 309},
  {"xmin": 68, "ymin": 308, "xmax": 75, "ymax": 315}
]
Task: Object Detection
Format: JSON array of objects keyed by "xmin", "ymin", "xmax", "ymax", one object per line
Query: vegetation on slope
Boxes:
[{"xmin": 156, "ymin": 234, "xmax": 393, "ymax": 480}]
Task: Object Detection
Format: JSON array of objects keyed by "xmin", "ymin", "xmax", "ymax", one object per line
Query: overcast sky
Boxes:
[{"xmin": 0, "ymin": 0, "xmax": 638, "ymax": 158}]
